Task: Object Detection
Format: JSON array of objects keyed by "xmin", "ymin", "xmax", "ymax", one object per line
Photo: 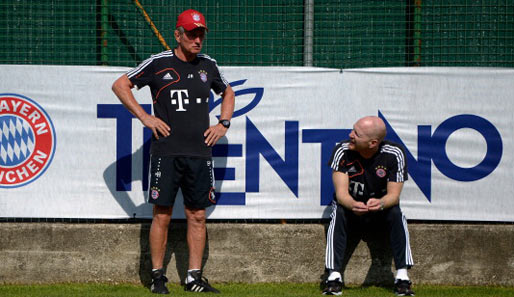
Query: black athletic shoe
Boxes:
[
  {"xmin": 394, "ymin": 279, "xmax": 415, "ymax": 296},
  {"xmin": 185, "ymin": 270, "xmax": 220, "ymax": 293},
  {"xmin": 150, "ymin": 269, "xmax": 170, "ymax": 294},
  {"xmin": 322, "ymin": 279, "xmax": 343, "ymax": 295}
]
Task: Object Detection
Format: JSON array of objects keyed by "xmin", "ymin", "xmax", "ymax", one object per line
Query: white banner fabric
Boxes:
[{"xmin": 0, "ymin": 65, "xmax": 512, "ymax": 221}]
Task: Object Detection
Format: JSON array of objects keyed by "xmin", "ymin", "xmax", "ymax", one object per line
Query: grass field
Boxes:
[{"xmin": 1, "ymin": 283, "xmax": 513, "ymax": 297}]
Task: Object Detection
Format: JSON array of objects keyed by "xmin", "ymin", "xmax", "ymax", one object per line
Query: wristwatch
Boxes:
[{"xmin": 219, "ymin": 119, "xmax": 230, "ymax": 129}]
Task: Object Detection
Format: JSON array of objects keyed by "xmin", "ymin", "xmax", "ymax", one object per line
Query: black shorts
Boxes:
[{"xmin": 148, "ymin": 155, "xmax": 216, "ymax": 209}]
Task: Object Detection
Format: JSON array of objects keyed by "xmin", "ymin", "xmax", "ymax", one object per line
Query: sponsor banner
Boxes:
[{"xmin": 0, "ymin": 65, "xmax": 512, "ymax": 221}]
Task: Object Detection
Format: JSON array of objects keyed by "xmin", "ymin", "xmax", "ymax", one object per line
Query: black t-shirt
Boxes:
[
  {"xmin": 328, "ymin": 140, "xmax": 408, "ymax": 203},
  {"xmin": 127, "ymin": 49, "xmax": 228, "ymax": 158}
]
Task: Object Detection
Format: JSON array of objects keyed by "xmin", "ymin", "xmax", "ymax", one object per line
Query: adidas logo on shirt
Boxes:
[
  {"xmin": 163, "ymin": 73, "xmax": 173, "ymax": 80},
  {"xmin": 348, "ymin": 166, "xmax": 357, "ymax": 173}
]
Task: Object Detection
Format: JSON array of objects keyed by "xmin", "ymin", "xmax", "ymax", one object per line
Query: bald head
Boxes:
[{"xmin": 354, "ymin": 116, "xmax": 386, "ymax": 142}]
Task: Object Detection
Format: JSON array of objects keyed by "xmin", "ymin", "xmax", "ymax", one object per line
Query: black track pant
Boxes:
[{"xmin": 325, "ymin": 200, "xmax": 414, "ymax": 271}]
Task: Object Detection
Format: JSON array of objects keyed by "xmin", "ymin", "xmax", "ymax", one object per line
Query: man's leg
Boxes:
[
  {"xmin": 383, "ymin": 205, "xmax": 415, "ymax": 296},
  {"xmin": 181, "ymin": 158, "xmax": 219, "ymax": 293},
  {"xmin": 149, "ymin": 205, "xmax": 172, "ymax": 294},
  {"xmin": 184, "ymin": 206, "xmax": 206, "ymax": 270},
  {"xmin": 384, "ymin": 205, "xmax": 413, "ymax": 271},
  {"xmin": 150, "ymin": 205, "xmax": 173, "ymax": 270},
  {"xmin": 325, "ymin": 201, "xmax": 350, "ymax": 273},
  {"xmin": 323, "ymin": 201, "xmax": 349, "ymax": 295},
  {"xmin": 183, "ymin": 206, "xmax": 219, "ymax": 293}
]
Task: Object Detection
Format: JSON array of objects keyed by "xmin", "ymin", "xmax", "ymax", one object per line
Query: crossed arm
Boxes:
[{"xmin": 332, "ymin": 170, "xmax": 404, "ymax": 215}]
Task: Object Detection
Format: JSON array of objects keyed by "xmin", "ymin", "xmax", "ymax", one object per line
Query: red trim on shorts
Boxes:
[{"xmin": 208, "ymin": 187, "xmax": 216, "ymax": 204}]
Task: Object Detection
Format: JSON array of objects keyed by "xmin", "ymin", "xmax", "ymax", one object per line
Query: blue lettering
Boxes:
[
  {"xmin": 97, "ymin": 104, "xmax": 152, "ymax": 191},
  {"xmin": 98, "ymin": 103, "xmax": 503, "ymax": 208},
  {"xmin": 215, "ymin": 193, "xmax": 246, "ymax": 206},
  {"xmin": 245, "ymin": 117, "xmax": 299, "ymax": 197},
  {"xmin": 212, "ymin": 144, "xmax": 246, "ymax": 205},
  {"xmin": 213, "ymin": 144, "xmax": 242, "ymax": 180},
  {"xmin": 302, "ymin": 129, "xmax": 351, "ymax": 205},
  {"xmin": 380, "ymin": 112, "xmax": 433, "ymax": 201},
  {"xmin": 209, "ymin": 79, "xmax": 264, "ymax": 118},
  {"xmin": 380, "ymin": 112, "xmax": 502, "ymax": 201},
  {"xmin": 431, "ymin": 114, "xmax": 502, "ymax": 181}
]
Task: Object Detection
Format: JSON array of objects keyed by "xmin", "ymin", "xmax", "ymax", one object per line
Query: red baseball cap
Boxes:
[{"xmin": 176, "ymin": 9, "xmax": 208, "ymax": 31}]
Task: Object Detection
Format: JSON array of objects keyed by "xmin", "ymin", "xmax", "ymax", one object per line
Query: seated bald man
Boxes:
[{"xmin": 323, "ymin": 116, "xmax": 415, "ymax": 296}]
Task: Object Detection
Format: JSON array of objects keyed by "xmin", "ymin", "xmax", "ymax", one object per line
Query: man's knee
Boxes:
[
  {"xmin": 186, "ymin": 207, "xmax": 206, "ymax": 225},
  {"xmin": 153, "ymin": 205, "xmax": 172, "ymax": 226},
  {"xmin": 384, "ymin": 205, "xmax": 404, "ymax": 225},
  {"xmin": 387, "ymin": 205, "xmax": 402, "ymax": 216}
]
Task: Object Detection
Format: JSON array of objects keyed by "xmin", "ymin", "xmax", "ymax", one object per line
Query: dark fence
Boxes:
[{"xmin": 0, "ymin": 0, "xmax": 512, "ymax": 68}]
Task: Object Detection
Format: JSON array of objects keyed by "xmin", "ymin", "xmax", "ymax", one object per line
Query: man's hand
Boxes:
[
  {"xmin": 112, "ymin": 74, "xmax": 170, "ymax": 140},
  {"xmin": 141, "ymin": 114, "xmax": 170, "ymax": 139},
  {"xmin": 352, "ymin": 201, "xmax": 369, "ymax": 216},
  {"xmin": 204, "ymin": 123, "xmax": 227, "ymax": 147},
  {"xmin": 366, "ymin": 198, "xmax": 384, "ymax": 212}
]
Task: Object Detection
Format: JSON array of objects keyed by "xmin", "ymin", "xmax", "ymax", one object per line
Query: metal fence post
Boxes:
[
  {"xmin": 101, "ymin": 0, "xmax": 109, "ymax": 65},
  {"xmin": 304, "ymin": 0, "xmax": 314, "ymax": 67}
]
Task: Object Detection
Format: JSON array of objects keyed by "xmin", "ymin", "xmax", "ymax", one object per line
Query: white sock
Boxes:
[
  {"xmin": 396, "ymin": 268, "xmax": 409, "ymax": 281},
  {"xmin": 328, "ymin": 271, "xmax": 342, "ymax": 281},
  {"xmin": 186, "ymin": 269, "xmax": 201, "ymax": 284}
]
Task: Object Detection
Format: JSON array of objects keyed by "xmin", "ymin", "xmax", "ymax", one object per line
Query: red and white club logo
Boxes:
[{"xmin": 0, "ymin": 94, "xmax": 56, "ymax": 188}]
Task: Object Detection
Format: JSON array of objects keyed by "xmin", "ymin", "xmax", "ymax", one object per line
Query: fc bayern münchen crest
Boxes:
[
  {"xmin": 199, "ymin": 70, "xmax": 208, "ymax": 83},
  {"xmin": 376, "ymin": 168, "xmax": 386, "ymax": 178},
  {"xmin": 0, "ymin": 93, "xmax": 56, "ymax": 188},
  {"xmin": 150, "ymin": 187, "xmax": 160, "ymax": 199}
]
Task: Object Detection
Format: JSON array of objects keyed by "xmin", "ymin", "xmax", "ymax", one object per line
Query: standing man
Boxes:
[
  {"xmin": 112, "ymin": 9, "xmax": 234, "ymax": 294},
  {"xmin": 323, "ymin": 116, "xmax": 414, "ymax": 296}
]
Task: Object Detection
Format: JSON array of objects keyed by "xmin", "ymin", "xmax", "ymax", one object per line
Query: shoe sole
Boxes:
[
  {"xmin": 323, "ymin": 292, "xmax": 342, "ymax": 296},
  {"xmin": 186, "ymin": 285, "xmax": 220, "ymax": 294}
]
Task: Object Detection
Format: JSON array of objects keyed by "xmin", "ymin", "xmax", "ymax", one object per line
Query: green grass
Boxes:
[{"xmin": 0, "ymin": 283, "xmax": 513, "ymax": 297}]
